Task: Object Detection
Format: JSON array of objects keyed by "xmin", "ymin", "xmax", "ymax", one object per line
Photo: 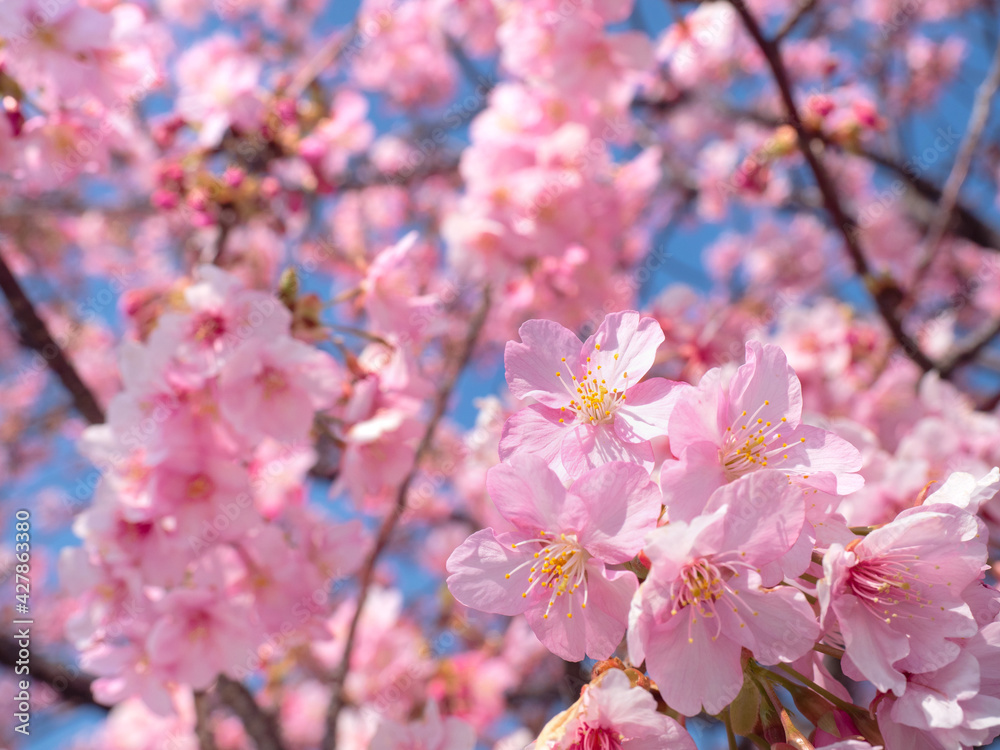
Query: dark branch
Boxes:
[
  {"xmin": 700, "ymin": 104, "xmax": 1000, "ymax": 255},
  {"xmin": 915, "ymin": 35, "xmax": 1000, "ymax": 280},
  {"xmin": 0, "ymin": 635, "xmax": 104, "ymax": 709},
  {"xmin": 725, "ymin": 0, "xmax": 939, "ymax": 374},
  {"xmin": 321, "ymin": 288, "xmax": 491, "ymax": 750},
  {"xmin": 0, "ymin": 249, "xmax": 105, "ymax": 425},
  {"xmin": 195, "ymin": 690, "xmax": 219, "ymax": 750},
  {"xmin": 216, "ymin": 676, "xmax": 287, "ymax": 750},
  {"xmin": 775, "ymin": 0, "xmax": 818, "ymax": 42}
]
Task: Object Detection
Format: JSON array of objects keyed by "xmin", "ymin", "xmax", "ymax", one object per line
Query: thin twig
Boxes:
[
  {"xmin": 724, "ymin": 706, "xmax": 739, "ymax": 750},
  {"xmin": 285, "ymin": 20, "xmax": 359, "ymax": 100},
  {"xmin": 320, "ymin": 288, "xmax": 491, "ymax": 750},
  {"xmin": 980, "ymin": 387, "xmax": 1000, "ymax": 412},
  {"xmin": 0, "ymin": 248, "xmax": 104, "ymax": 425},
  {"xmin": 776, "ymin": 663, "xmax": 867, "ymax": 719},
  {"xmin": 716, "ymin": 103, "xmax": 1000, "ymax": 254},
  {"xmin": 914, "ymin": 35, "xmax": 1000, "ymax": 282},
  {"xmin": 813, "ymin": 642, "xmax": 845, "ymax": 659},
  {"xmin": 444, "ymin": 35, "xmax": 490, "ymax": 91},
  {"xmin": 775, "ymin": 0, "xmax": 818, "ymax": 42},
  {"xmin": 725, "ymin": 0, "xmax": 938, "ymax": 374}
]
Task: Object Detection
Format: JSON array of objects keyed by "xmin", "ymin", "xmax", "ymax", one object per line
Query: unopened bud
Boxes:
[
  {"xmin": 591, "ymin": 658, "xmax": 626, "ymax": 680},
  {"xmin": 278, "ymin": 268, "xmax": 299, "ymax": 308}
]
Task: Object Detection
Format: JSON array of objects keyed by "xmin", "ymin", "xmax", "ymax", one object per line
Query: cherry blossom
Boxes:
[
  {"xmin": 630, "ymin": 471, "xmax": 820, "ymax": 716},
  {"xmin": 534, "ymin": 668, "xmax": 695, "ymax": 749},
  {"xmin": 447, "ymin": 455, "xmax": 661, "ymax": 661},
  {"xmin": 660, "ymin": 340, "xmax": 864, "ymax": 521},
  {"xmin": 500, "ymin": 311, "xmax": 689, "ymax": 476},
  {"xmin": 370, "ymin": 701, "xmax": 475, "ymax": 750},
  {"xmin": 819, "ymin": 504, "xmax": 988, "ymax": 695}
]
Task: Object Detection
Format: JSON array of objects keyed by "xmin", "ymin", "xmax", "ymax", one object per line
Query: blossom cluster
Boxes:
[
  {"xmin": 449, "ymin": 311, "xmax": 1000, "ymax": 749},
  {"xmin": 62, "ymin": 265, "xmax": 365, "ymax": 712}
]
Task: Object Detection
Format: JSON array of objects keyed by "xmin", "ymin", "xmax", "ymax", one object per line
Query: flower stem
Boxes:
[
  {"xmin": 723, "ymin": 707, "xmax": 738, "ymax": 750},
  {"xmin": 813, "ymin": 642, "xmax": 845, "ymax": 659},
  {"xmin": 776, "ymin": 663, "xmax": 865, "ymax": 718}
]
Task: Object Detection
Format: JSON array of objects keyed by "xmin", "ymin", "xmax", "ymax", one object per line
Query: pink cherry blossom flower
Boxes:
[
  {"xmin": 370, "ymin": 701, "xmax": 475, "ymax": 750},
  {"xmin": 82, "ymin": 640, "xmax": 177, "ymax": 716},
  {"xmin": 534, "ymin": 668, "xmax": 695, "ymax": 749},
  {"xmin": 818, "ymin": 504, "xmax": 988, "ymax": 696},
  {"xmin": 361, "ymin": 231, "xmax": 445, "ymax": 342},
  {"xmin": 499, "ymin": 311, "xmax": 689, "ymax": 477},
  {"xmin": 926, "ymin": 467, "xmax": 1000, "ymax": 514},
  {"xmin": 874, "ymin": 621, "xmax": 1000, "ymax": 750},
  {"xmin": 218, "ymin": 336, "xmax": 342, "ymax": 443},
  {"xmin": 150, "ymin": 264, "xmax": 292, "ymax": 380},
  {"xmin": 447, "ymin": 455, "xmax": 662, "ymax": 662},
  {"xmin": 146, "ymin": 584, "xmax": 257, "ymax": 690},
  {"xmin": 629, "ymin": 471, "xmax": 820, "ymax": 716},
  {"xmin": 175, "ymin": 34, "xmax": 265, "ymax": 147},
  {"xmin": 660, "ymin": 340, "xmax": 863, "ymax": 520},
  {"xmin": 298, "ymin": 89, "xmax": 374, "ymax": 182}
]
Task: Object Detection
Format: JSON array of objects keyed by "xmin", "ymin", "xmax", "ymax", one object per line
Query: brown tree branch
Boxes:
[
  {"xmin": 0, "ymin": 249, "xmax": 105, "ymax": 425},
  {"xmin": 216, "ymin": 676, "xmax": 287, "ymax": 750},
  {"xmin": 285, "ymin": 20, "xmax": 359, "ymax": 100},
  {"xmin": 0, "ymin": 257, "xmax": 289, "ymax": 750},
  {"xmin": 940, "ymin": 315, "xmax": 1000, "ymax": 377},
  {"xmin": 320, "ymin": 288, "xmax": 491, "ymax": 750},
  {"xmin": 195, "ymin": 690, "xmax": 219, "ymax": 750},
  {"xmin": 0, "ymin": 635, "xmax": 104, "ymax": 709},
  {"xmin": 689, "ymin": 103, "xmax": 1000, "ymax": 254},
  {"xmin": 725, "ymin": 0, "xmax": 939, "ymax": 374},
  {"xmin": 775, "ymin": 0, "xmax": 818, "ymax": 42}
]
